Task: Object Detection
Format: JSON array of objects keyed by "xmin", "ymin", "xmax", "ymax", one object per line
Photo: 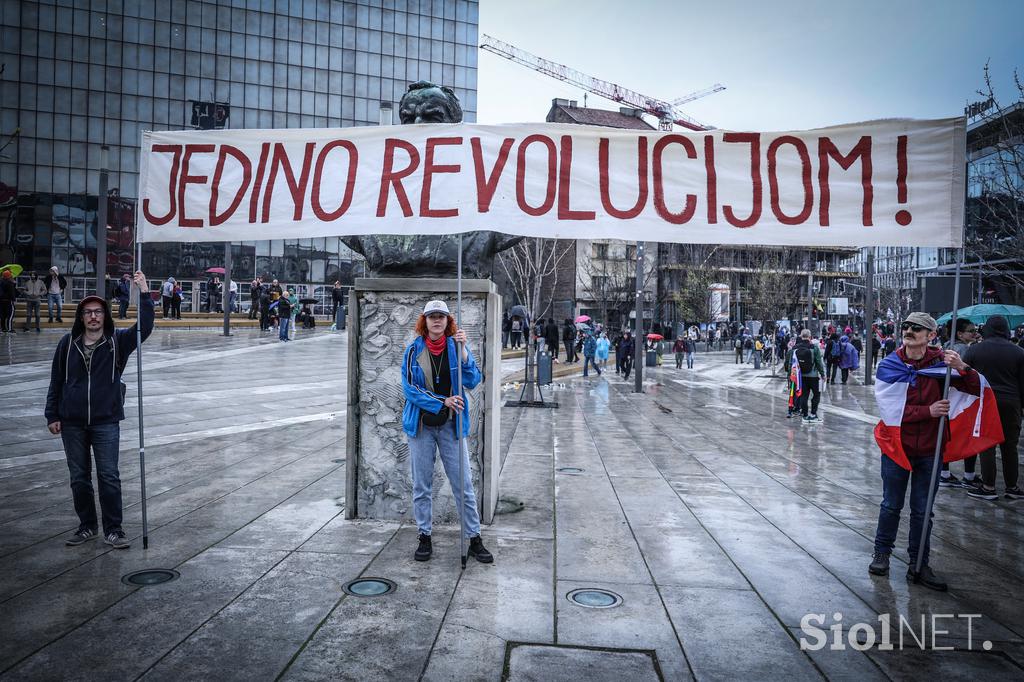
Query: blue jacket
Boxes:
[
  {"xmin": 839, "ymin": 335, "xmax": 860, "ymax": 370},
  {"xmin": 402, "ymin": 335, "xmax": 482, "ymax": 437},
  {"xmin": 45, "ymin": 296, "xmax": 155, "ymax": 426}
]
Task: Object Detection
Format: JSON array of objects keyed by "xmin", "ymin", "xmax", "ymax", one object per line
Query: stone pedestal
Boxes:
[{"xmin": 344, "ymin": 278, "xmax": 501, "ymax": 525}]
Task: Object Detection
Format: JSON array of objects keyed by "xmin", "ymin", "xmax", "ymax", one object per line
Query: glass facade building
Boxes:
[{"xmin": 0, "ymin": 0, "xmax": 479, "ymax": 293}]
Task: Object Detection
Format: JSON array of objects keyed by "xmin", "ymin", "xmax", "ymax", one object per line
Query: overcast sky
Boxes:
[{"xmin": 475, "ymin": 0, "xmax": 1024, "ymax": 131}]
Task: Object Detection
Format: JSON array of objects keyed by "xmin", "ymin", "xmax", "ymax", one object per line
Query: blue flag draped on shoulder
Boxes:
[{"xmin": 873, "ymin": 354, "xmax": 1003, "ymax": 470}]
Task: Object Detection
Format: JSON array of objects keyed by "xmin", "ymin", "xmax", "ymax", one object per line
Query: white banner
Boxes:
[{"xmin": 138, "ymin": 119, "xmax": 965, "ymax": 247}]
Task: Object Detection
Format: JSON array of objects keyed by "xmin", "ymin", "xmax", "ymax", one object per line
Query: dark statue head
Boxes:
[
  {"xmin": 341, "ymin": 80, "xmax": 521, "ymax": 278},
  {"xmin": 398, "ymin": 81, "xmax": 463, "ymax": 124}
]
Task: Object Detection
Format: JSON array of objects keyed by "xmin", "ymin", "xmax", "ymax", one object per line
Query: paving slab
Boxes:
[
  {"xmin": 505, "ymin": 643, "xmax": 662, "ymax": 682},
  {"xmin": 3, "ymin": 331, "xmax": 1022, "ymax": 679}
]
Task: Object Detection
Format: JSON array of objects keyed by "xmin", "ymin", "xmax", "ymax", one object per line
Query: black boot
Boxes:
[
  {"xmin": 868, "ymin": 551, "xmax": 890, "ymax": 576},
  {"xmin": 468, "ymin": 535, "xmax": 493, "ymax": 564},
  {"xmin": 907, "ymin": 564, "xmax": 948, "ymax": 591},
  {"xmin": 414, "ymin": 533, "xmax": 432, "ymax": 562}
]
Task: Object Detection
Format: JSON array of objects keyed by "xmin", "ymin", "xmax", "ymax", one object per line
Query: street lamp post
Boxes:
[{"xmin": 633, "ymin": 241, "xmax": 644, "ymax": 393}]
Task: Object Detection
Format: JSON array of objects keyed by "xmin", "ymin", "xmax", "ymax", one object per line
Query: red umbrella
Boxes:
[
  {"xmin": 574, "ymin": 314, "xmax": 591, "ymax": 323},
  {"xmin": 646, "ymin": 333, "xmax": 664, "ymax": 340},
  {"xmin": 205, "ymin": 267, "xmax": 225, "ymax": 274}
]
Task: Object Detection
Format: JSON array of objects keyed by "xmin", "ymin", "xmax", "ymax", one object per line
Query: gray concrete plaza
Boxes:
[{"xmin": 1, "ymin": 330, "xmax": 1023, "ymax": 680}]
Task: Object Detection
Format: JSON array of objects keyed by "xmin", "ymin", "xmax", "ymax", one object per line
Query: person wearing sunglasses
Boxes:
[
  {"xmin": 869, "ymin": 312, "xmax": 980, "ymax": 591},
  {"xmin": 45, "ymin": 271, "xmax": 155, "ymax": 550}
]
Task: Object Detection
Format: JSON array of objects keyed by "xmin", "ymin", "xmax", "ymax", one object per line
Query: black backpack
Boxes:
[{"xmin": 795, "ymin": 346, "xmax": 814, "ymax": 374}]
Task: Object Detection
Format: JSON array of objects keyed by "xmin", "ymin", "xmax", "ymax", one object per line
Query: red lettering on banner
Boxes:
[
  {"xmin": 558, "ymin": 136, "xmax": 595, "ymax": 220},
  {"xmin": 248, "ymin": 143, "xmax": 271, "ymax": 224},
  {"xmin": 818, "ymin": 136, "xmax": 873, "ymax": 226},
  {"xmin": 652, "ymin": 135, "xmax": 696, "ymax": 224},
  {"xmin": 767, "ymin": 136, "xmax": 813, "ymax": 225},
  {"xmin": 599, "ymin": 137, "xmax": 648, "ymax": 219},
  {"xmin": 262, "ymin": 142, "xmax": 316, "ymax": 223},
  {"xmin": 142, "ymin": 144, "xmax": 182, "ymax": 226},
  {"xmin": 722, "ymin": 133, "xmax": 762, "ymax": 228},
  {"xmin": 471, "ymin": 137, "xmax": 513, "ymax": 213},
  {"xmin": 376, "ymin": 139, "xmax": 420, "ymax": 217},
  {"xmin": 178, "ymin": 144, "xmax": 215, "ymax": 227},
  {"xmin": 515, "ymin": 135, "xmax": 557, "ymax": 216},
  {"xmin": 420, "ymin": 137, "xmax": 462, "ymax": 218},
  {"xmin": 209, "ymin": 145, "xmax": 252, "ymax": 227},
  {"xmin": 704, "ymin": 136, "xmax": 717, "ymax": 224},
  {"xmin": 894, "ymin": 135, "xmax": 912, "ymax": 225},
  {"xmin": 311, "ymin": 140, "xmax": 358, "ymax": 222}
]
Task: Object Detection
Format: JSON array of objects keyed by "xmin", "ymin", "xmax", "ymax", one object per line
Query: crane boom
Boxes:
[{"xmin": 480, "ymin": 34, "xmax": 716, "ymax": 131}]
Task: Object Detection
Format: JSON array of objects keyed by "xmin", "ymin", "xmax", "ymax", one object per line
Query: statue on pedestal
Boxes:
[{"xmin": 341, "ymin": 81, "xmax": 522, "ymax": 278}]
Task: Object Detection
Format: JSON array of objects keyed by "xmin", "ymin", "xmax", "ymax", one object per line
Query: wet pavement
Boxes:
[{"xmin": 1, "ymin": 331, "xmax": 1022, "ymax": 680}]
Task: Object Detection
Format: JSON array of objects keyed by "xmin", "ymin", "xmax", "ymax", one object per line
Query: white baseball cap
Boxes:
[{"xmin": 423, "ymin": 300, "xmax": 451, "ymax": 316}]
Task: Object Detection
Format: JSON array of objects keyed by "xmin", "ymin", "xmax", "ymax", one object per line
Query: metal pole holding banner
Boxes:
[
  {"xmin": 222, "ymin": 241, "xmax": 232, "ymax": 336},
  {"xmin": 913, "ymin": 247, "xmax": 964, "ymax": 578},
  {"xmin": 864, "ymin": 250, "xmax": 875, "ymax": 387},
  {"xmin": 134, "ymin": 236, "xmax": 150, "ymax": 549},
  {"xmin": 455, "ymin": 234, "xmax": 467, "ymax": 569},
  {"xmin": 633, "ymin": 241, "xmax": 644, "ymax": 394}
]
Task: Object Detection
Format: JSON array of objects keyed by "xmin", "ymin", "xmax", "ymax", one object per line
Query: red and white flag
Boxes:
[{"xmin": 873, "ymin": 354, "xmax": 1003, "ymax": 470}]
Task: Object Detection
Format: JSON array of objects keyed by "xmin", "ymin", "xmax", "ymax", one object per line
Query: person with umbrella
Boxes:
[
  {"xmin": 0, "ymin": 265, "xmax": 17, "ymax": 334},
  {"xmin": 401, "ymin": 300, "xmax": 492, "ymax": 565},
  {"xmin": 45, "ymin": 271, "xmax": 155, "ymax": 549}
]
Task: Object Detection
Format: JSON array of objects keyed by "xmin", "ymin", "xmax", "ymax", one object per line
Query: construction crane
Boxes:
[{"xmin": 479, "ymin": 34, "xmax": 724, "ymax": 131}]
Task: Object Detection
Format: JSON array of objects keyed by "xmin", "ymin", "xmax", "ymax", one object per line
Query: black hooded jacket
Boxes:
[
  {"xmin": 964, "ymin": 316, "xmax": 1024, "ymax": 406},
  {"xmin": 45, "ymin": 295, "xmax": 155, "ymax": 426}
]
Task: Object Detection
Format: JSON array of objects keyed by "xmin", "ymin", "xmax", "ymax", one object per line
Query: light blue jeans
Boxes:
[
  {"xmin": 48, "ymin": 292, "xmax": 63, "ymax": 320},
  {"xmin": 408, "ymin": 421, "xmax": 481, "ymax": 538}
]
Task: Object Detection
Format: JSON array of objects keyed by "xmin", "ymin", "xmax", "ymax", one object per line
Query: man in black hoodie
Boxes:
[
  {"xmin": 964, "ymin": 316, "xmax": 1024, "ymax": 500},
  {"xmin": 45, "ymin": 271, "xmax": 155, "ymax": 549},
  {"xmin": 562, "ymin": 319, "xmax": 578, "ymax": 363},
  {"xmin": 544, "ymin": 318, "xmax": 560, "ymax": 361}
]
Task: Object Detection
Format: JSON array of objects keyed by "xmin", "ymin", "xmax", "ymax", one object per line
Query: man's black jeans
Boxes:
[{"xmin": 62, "ymin": 423, "xmax": 123, "ymax": 535}]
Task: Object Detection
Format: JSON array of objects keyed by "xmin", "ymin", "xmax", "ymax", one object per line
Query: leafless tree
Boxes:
[
  {"xmin": 966, "ymin": 63, "xmax": 1024, "ymax": 288},
  {"xmin": 577, "ymin": 240, "xmax": 656, "ymax": 330},
  {"xmin": 498, "ymin": 237, "xmax": 574, "ymax": 401},
  {"xmin": 667, "ymin": 244, "xmax": 721, "ymax": 324},
  {"xmin": 497, "ymin": 237, "xmax": 574, "ymax": 322},
  {"xmin": 743, "ymin": 249, "xmax": 804, "ymax": 322}
]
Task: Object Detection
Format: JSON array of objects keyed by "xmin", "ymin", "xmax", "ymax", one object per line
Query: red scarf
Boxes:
[{"xmin": 425, "ymin": 335, "xmax": 447, "ymax": 356}]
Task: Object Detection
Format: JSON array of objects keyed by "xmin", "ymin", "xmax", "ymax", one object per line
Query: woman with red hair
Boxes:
[{"xmin": 401, "ymin": 299, "xmax": 492, "ymax": 565}]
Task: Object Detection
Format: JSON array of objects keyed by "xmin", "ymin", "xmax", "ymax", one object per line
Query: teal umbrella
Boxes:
[{"xmin": 936, "ymin": 304, "xmax": 1024, "ymax": 329}]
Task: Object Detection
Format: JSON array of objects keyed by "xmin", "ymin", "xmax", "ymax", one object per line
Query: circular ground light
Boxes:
[
  {"xmin": 557, "ymin": 467, "xmax": 585, "ymax": 474},
  {"xmin": 343, "ymin": 578, "xmax": 396, "ymax": 597},
  {"xmin": 567, "ymin": 588, "xmax": 623, "ymax": 609},
  {"xmin": 121, "ymin": 569, "xmax": 180, "ymax": 586}
]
